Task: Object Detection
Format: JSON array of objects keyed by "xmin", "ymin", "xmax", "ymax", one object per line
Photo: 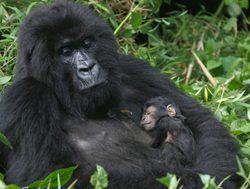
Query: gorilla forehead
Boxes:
[{"xmin": 20, "ymin": 1, "xmax": 112, "ymax": 42}]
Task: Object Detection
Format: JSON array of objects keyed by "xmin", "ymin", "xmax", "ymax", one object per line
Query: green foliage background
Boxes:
[{"xmin": 0, "ymin": 0, "xmax": 250, "ymax": 188}]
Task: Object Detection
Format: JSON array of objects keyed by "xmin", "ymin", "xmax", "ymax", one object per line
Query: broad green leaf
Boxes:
[
  {"xmin": 220, "ymin": 56, "xmax": 240, "ymax": 75},
  {"xmin": 157, "ymin": 176, "xmax": 170, "ymax": 187},
  {"xmin": 157, "ymin": 174, "xmax": 180, "ymax": 189},
  {"xmin": 239, "ymin": 0, "xmax": 249, "ymax": 8},
  {"xmin": 223, "ymin": 18, "xmax": 237, "ymax": 31},
  {"xmin": 0, "ymin": 76, "xmax": 11, "ymax": 85},
  {"xmin": 226, "ymin": 3, "xmax": 242, "ymax": 17},
  {"xmin": 199, "ymin": 174, "xmax": 217, "ymax": 189},
  {"xmin": 131, "ymin": 12, "xmax": 142, "ymax": 30},
  {"xmin": 230, "ymin": 120, "xmax": 250, "ymax": 135},
  {"xmin": 207, "ymin": 60, "xmax": 222, "ymax": 70},
  {"xmin": 90, "ymin": 165, "xmax": 108, "ymax": 189},
  {"xmin": 6, "ymin": 184, "xmax": 21, "ymax": 189},
  {"xmin": 28, "ymin": 166, "xmax": 77, "ymax": 188},
  {"xmin": 206, "ymin": 39, "xmax": 217, "ymax": 54}
]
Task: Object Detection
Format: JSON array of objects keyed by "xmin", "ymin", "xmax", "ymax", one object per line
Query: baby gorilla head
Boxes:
[
  {"xmin": 140, "ymin": 96, "xmax": 182, "ymax": 131},
  {"xmin": 140, "ymin": 96, "xmax": 191, "ymax": 149}
]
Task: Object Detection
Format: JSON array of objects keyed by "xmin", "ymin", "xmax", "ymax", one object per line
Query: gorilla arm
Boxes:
[
  {"xmin": 0, "ymin": 79, "xmax": 169, "ymax": 189},
  {"xmin": 0, "ymin": 78, "xmax": 73, "ymax": 186}
]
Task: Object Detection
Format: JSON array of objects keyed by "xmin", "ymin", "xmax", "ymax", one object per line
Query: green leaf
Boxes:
[
  {"xmin": 0, "ymin": 132, "xmax": 13, "ymax": 149},
  {"xmin": 157, "ymin": 176, "xmax": 170, "ymax": 187},
  {"xmin": 226, "ymin": 3, "xmax": 242, "ymax": 17},
  {"xmin": 28, "ymin": 166, "xmax": 77, "ymax": 188},
  {"xmin": 220, "ymin": 56, "xmax": 241, "ymax": 75},
  {"xmin": 90, "ymin": 165, "xmax": 108, "ymax": 189},
  {"xmin": 157, "ymin": 174, "xmax": 180, "ymax": 189},
  {"xmin": 230, "ymin": 120, "xmax": 250, "ymax": 135},
  {"xmin": 94, "ymin": 3, "xmax": 111, "ymax": 14},
  {"xmin": 224, "ymin": 0, "xmax": 237, "ymax": 5},
  {"xmin": 0, "ymin": 76, "xmax": 11, "ymax": 85},
  {"xmin": 223, "ymin": 17, "xmax": 237, "ymax": 32},
  {"xmin": 0, "ymin": 5, "xmax": 4, "ymax": 23},
  {"xmin": 0, "ymin": 180, "xmax": 6, "ymax": 189},
  {"xmin": 239, "ymin": 0, "xmax": 249, "ymax": 8},
  {"xmin": 207, "ymin": 60, "xmax": 222, "ymax": 70},
  {"xmin": 199, "ymin": 174, "xmax": 217, "ymax": 189},
  {"xmin": 0, "ymin": 173, "xmax": 4, "ymax": 181},
  {"xmin": 205, "ymin": 39, "xmax": 218, "ymax": 55},
  {"xmin": 131, "ymin": 12, "xmax": 142, "ymax": 30},
  {"xmin": 236, "ymin": 156, "xmax": 246, "ymax": 177},
  {"xmin": 6, "ymin": 184, "xmax": 21, "ymax": 189}
]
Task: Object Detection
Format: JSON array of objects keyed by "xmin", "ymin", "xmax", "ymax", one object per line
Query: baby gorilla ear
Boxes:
[{"xmin": 166, "ymin": 104, "xmax": 176, "ymax": 117}]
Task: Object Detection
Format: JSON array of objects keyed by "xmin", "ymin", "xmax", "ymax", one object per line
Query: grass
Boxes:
[{"xmin": 0, "ymin": 0, "xmax": 250, "ymax": 188}]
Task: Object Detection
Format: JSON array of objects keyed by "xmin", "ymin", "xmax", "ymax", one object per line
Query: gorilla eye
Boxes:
[
  {"xmin": 60, "ymin": 47, "xmax": 73, "ymax": 56},
  {"xmin": 82, "ymin": 38, "xmax": 92, "ymax": 49}
]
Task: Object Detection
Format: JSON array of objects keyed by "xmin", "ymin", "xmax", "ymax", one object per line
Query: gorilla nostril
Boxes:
[
  {"xmin": 89, "ymin": 62, "xmax": 95, "ymax": 70},
  {"xmin": 79, "ymin": 68, "xmax": 90, "ymax": 72},
  {"xmin": 79, "ymin": 63, "xmax": 95, "ymax": 73}
]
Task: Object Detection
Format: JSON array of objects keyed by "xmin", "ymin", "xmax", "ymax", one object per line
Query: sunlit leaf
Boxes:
[
  {"xmin": 28, "ymin": 166, "xmax": 77, "ymax": 188},
  {"xmin": 0, "ymin": 76, "xmax": 11, "ymax": 85},
  {"xmin": 131, "ymin": 12, "xmax": 142, "ymax": 30},
  {"xmin": 207, "ymin": 60, "xmax": 222, "ymax": 70},
  {"xmin": 90, "ymin": 165, "xmax": 108, "ymax": 189}
]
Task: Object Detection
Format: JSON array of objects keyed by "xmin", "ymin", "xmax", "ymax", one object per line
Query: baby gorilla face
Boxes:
[
  {"xmin": 140, "ymin": 103, "xmax": 177, "ymax": 131},
  {"xmin": 140, "ymin": 106, "xmax": 158, "ymax": 131}
]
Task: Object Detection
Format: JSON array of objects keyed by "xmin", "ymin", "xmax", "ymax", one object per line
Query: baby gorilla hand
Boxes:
[{"xmin": 161, "ymin": 117, "xmax": 195, "ymax": 162}]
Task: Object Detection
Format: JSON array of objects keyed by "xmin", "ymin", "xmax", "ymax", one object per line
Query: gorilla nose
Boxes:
[{"xmin": 78, "ymin": 61, "xmax": 96, "ymax": 73}]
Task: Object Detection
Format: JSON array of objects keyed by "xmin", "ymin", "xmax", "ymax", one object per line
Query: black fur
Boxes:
[{"xmin": 0, "ymin": 1, "xmax": 239, "ymax": 189}]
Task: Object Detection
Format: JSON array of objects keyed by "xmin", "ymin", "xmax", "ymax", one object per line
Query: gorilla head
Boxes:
[{"xmin": 16, "ymin": 1, "xmax": 121, "ymax": 115}]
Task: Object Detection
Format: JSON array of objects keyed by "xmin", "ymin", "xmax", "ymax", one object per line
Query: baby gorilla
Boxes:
[{"xmin": 141, "ymin": 96, "xmax": 196, "ymax": 165}]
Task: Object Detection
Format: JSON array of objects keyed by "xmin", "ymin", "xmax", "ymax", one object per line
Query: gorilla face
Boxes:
[
  {"xmin": 18, "ymin": 6, "xmax": 119, "ymax": 87},
  {"xmin": 16, "ymin": 1, "xmax": 121, "ymax": 113},
  {"xmin": 56, "ymin": 37, "xmax": 108, "ymax": 91}
]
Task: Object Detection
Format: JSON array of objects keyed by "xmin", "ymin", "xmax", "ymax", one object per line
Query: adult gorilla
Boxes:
[{"xmin": 0, "ymin": 1, "xmax": 239, "ymax": 189}]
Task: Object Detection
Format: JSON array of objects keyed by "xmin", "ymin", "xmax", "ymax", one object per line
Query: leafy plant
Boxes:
[
  {"xmin": 90, "ymin": 165, "xmax": 109, "ymax": 189},
  {"xmin": 28, "ymin": 166, "xmax": 77, "ymax": 189},
  {"xmin": 157, "ymin": 174, "xmax": 180, "ymax": 189}
]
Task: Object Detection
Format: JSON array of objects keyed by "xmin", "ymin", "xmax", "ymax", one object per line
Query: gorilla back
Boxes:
[{"xmin": 0, "ymin": 1, "xmax": 239, "ymax": 189}]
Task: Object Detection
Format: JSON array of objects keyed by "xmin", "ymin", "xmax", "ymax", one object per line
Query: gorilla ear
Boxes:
[{"xmin": 166, "ymin": 104, "xmax": 176, "ymax": 117}]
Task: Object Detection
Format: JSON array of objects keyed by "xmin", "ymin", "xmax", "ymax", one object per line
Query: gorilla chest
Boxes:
[{"xmin": 65, "ymin": 118, "xmax": 153, "ymax": 155}]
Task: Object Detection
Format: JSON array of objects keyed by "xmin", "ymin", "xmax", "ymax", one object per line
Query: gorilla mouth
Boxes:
[
  {"xmin": 76, "ymin": 64, "xmax": 107, "ymax": 90},
  {"xmin": 142, "ymin": 122, "xmax": 154, "ymax": 130}
]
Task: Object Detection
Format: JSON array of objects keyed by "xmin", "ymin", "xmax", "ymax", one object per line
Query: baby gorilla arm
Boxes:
[{"xmin": 159, "ymin": 117, "xmax": 196, "ymax": 164}]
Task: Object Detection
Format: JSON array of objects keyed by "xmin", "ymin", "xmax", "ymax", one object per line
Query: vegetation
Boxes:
[{"xmin": 0, "ymin": 0, "xmax": 249, "ymax": 188}]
